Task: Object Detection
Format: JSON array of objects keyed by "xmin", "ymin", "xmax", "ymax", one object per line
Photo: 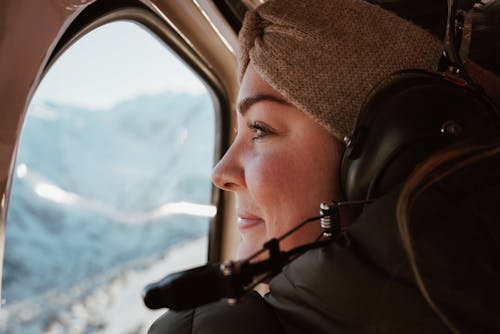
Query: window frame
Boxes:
[{"xmin": 32, "ymin": 1, "xmax": 228, "ymax": 262}]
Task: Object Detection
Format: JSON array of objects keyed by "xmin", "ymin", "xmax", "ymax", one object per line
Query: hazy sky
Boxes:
[{"xmin": 33, "ymin": 21, "xmax": 207, "ymax": 110}]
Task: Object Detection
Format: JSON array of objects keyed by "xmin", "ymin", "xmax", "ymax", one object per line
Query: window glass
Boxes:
[{"xmin": 1, "ymin": 21, "xmax": 215, "ymax": 333}]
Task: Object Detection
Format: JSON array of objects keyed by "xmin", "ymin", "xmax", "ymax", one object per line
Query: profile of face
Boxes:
[{"xmin": 212, "ymin": 62, "xmax": 345, "ymax": 260}]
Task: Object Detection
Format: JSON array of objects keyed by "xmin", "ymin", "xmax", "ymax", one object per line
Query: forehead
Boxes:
[
  {"xmin": 238, "ymin": 63, "xmax": 286, "ymax": 102},
  {"xmin": 237, "ymin": 62, "xmax": 294, "ymax": 116},
  {"xmin": 237, "ymin": 65, "xmax": 294, "ymax": 116}
]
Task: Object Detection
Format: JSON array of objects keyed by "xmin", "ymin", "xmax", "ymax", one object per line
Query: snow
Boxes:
[
  {"xmin": 1, "ymin": 91, "xmax": 216, "ymax": 333},
  {"xmin": 97, "ymin": 238, "xmax": 207, "ymax": 334},
  {"xmin": 1, "ymin": 238, "xmax": 208, "ymax": 334}
]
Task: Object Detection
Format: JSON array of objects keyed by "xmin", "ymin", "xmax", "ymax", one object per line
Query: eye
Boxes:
[{"xmin": 247, "ymin": 121, "xmax": 274, "ymax": 140}]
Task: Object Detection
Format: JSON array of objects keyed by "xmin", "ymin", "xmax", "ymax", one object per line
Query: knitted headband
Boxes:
[{"xmin": 238, "ymin": 0, "xmax": 444, "ymax": 141}]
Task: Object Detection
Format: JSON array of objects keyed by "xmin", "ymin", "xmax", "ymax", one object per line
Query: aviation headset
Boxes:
[
  {"xmin": 340, "ymin": 70, "xmax": 499, "ymax": 202},
  {"xmin": 339, "ymin": 0, "xmax": 499, "ymax": 204}
]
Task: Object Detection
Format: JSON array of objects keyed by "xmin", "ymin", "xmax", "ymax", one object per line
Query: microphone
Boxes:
[
  {"xmin": 141, "ymin": 239, "xmax": 328, "ymax": 311},
  {"xmin": 142, "ymin": 201, "xmax": 367, "ymax": 311},
  {"xmin": 143, "ymin": 264, "xmax": 225, "ymax": 310}
]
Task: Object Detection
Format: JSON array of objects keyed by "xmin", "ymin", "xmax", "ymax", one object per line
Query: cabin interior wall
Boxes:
[{"xmin": 0, "ymin": 0, "xmax": 90, "ymax": 299}]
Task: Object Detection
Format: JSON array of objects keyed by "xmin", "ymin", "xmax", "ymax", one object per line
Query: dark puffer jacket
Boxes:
[{"xmin": 148, "ymin": 151, "xmax": 500, "ymax": 333}]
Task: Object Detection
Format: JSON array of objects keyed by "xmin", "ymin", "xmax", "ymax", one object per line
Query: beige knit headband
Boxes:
[{"xmin": 238, "ymin": 0, "xmax": 444, "ymax": 141}]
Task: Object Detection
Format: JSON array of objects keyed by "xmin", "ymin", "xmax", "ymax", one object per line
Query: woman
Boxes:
[
  {"xmin": 211, "ymin": 0, "xmax": 442, "ymax": 260},
  {"xmin": 148, "ymin": 0, "xmax": 499, "ymax": 333},
  {"xmin": 211, "ymin": 62, "xmax": 346, "ymax": 260}
]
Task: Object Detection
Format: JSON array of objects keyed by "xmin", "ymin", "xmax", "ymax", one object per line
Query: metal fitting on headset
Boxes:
[{"xmin": 320, "ymin": 202, "xmax": 340, "ymax": 238}]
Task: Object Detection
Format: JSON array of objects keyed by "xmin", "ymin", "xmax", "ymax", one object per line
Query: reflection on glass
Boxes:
[{"xmin": 1, "ymin": 21, "xmax": 215, "ymax": 334}]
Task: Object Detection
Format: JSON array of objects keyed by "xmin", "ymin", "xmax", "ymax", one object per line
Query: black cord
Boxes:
[{"xmin": 244, "ymin": 215, "xmax": 324, "ymax": 262}]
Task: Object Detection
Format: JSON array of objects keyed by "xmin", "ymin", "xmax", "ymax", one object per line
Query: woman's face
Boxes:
[{"xmin": 212, "ymin": 63, "xmax": 344, "ymax": 259}]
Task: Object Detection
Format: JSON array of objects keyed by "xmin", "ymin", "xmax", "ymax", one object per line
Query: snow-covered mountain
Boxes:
[{"xmin": 2, "ymin": 92, "xmax": 216, "ymax": 333}]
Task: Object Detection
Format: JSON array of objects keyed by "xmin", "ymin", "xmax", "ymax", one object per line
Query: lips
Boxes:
[{"xmin": 237, "ymin": 213, "xmax": 265, "ymax": 231}]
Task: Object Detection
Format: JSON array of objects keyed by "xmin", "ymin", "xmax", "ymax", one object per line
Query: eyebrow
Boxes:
[{"xmin": 237, "ymin": 94, "xmax": 292, "ymax": 115}]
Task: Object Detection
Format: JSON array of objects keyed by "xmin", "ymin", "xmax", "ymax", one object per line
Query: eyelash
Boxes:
[{"xmin": 247, "ymin": 121, "xmax": 273, "ymax": 140}]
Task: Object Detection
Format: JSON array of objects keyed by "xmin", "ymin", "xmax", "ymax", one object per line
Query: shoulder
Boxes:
[{"xmin": 148, "ymin": 291, "xmax": 286, "ymax": 334}]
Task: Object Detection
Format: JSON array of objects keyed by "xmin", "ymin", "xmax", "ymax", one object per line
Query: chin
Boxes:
[{"xmin": 237, "ymin": 240, "xmax": 267, "ymax": 262}]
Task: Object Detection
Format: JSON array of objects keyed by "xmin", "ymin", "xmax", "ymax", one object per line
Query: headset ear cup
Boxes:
[{"xmin": 341, "ymin": 70, "xmax": 499, "ymax": 206}]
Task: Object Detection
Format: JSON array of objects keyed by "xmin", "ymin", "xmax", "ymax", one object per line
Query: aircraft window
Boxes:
[{"xmin": 1, "ymin": 21, "xmax": 215, "ymax": 333}]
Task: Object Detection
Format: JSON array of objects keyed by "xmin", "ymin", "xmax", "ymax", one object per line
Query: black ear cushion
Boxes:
[{"xmin": 341, "ymin": 71, "xmax": 499, "ymax": 203}]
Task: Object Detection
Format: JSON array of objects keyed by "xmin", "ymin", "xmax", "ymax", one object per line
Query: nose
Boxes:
[{"xmin": 211, "ymin": 142, "xmax": 245, "ymax": 192}]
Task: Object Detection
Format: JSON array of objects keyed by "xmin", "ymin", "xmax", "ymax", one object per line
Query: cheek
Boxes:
[
  {"xmin": 245, "ymin": 151, "xmax": 324, "ymax": 231},
  {"xmin": 245, "ymin": 153, "xmax": 290, "ymax": 208},
  {"xmin": 268, "ymin": 153, "xmax": 339, "ymax": 228}
]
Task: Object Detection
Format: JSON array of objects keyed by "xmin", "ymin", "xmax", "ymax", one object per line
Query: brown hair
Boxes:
[{"xmin": 396, "ymin": 136, "xmax": 500, "ymax": 333}]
